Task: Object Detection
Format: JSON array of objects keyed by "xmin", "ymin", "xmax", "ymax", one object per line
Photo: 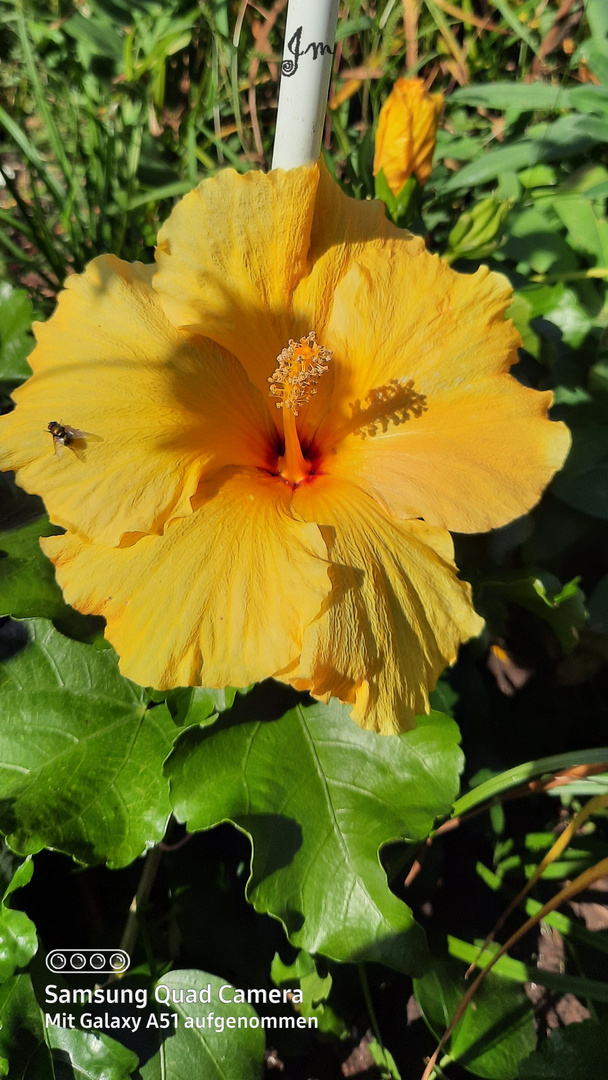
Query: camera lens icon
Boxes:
[
  {"xmin": 46, "ymin": 949, "xmax": 130, "ymax": 975},
  {"xmin": 48, "ymin": 952, "xmax": 67, "ymax": 971}
]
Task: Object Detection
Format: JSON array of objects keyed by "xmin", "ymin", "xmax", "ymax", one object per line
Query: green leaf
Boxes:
[
  {"xmin": 0, "ymin": 859, "xmax": 36, "ymax": 984},
  {"xmin": 478, "ymin": 574, "xmax": 587, "ymax": 653},
  {"xmin": 0, "ymin": 972, "xmax": 47, "ymax": 1079},
  {"xmin": 63, "ymin": 10, "xmax": 124, "ymax": 59},
  {"xmin": 0, "ymin": 972, "xmax": 139, "ymax": 1080},
  {"xmin": 584, "ymin": 0, "xmax": 608, "ymax": 40},
  {"xmin": 368, "ymin": 1037, "xmax": 402, "ymax": 1080},
  {"xmin": 0, "ymin": 284, "xmax": 34, "ymax": 383},
  {"xmin": 0, "ymin": 516, "xmax": 68, "ymax": 619},
  {"xmin": 443, "ymin": 115, "xmax": 608, "ymax": 192},
  {"xmin": 0, "ymin": 619, "xmax": 176, "ymax": 867},
  {"xmin": 141, "ymin": 970, "xmax": 264, "ymax": 1080},
  {"xmin": 519, "ymin": 1019, "xmax": 608, "ymax": 1080},
  {"xmin": 448, "ymin": 934, "xmax": 608, "ymax": 996},
  {"xmin": 576, "ymin": 39, "xmax": 608, "ymax": 84},
  {"xmin": 0, "ymin": 473, "xmax": 45, "ymax": 532},
  {"xmin": 167, "ymin": 698, "xmax": 464, "ymax": 975},
  {"xmin": 501, "ymin": 206, "xmax": 577, "ymax": 275},
  {"xmin": 450, "ymin": 83, "xmax": 608, "ymax": 117},
  {"xmin": 518, "ymin": 165, "xmax": 557, "ymax": 189},
  {"xmin": 588, "ymin": 572, "xmax": 608, "ymax": 634},
  {"xmin": 166, "ymin": 685, "xmax": 247, "ymax": 727},
  {"xmin": 552, "ymin": 424, "xmax": 608, "ymax": 519},
  {"xmin": 429, "ymin": 679, "xmax": 458, "ymax": 717},
  {"xmin": 508, "ymin": 294, "xmax": 540, "ymax": 358},
  {"xmin": 517, "ymin": 283, "xmax": 593, "ymax": 351},
  {"xmin": 414, "ymin": 955, "xmax": 535, "ymax": 1079},
  {"xmin": 271, "ymin": 950, "xmax": 348, "ymax": 1038},
  {"xmin": 489, "ymin": 0, "xmax": 540, "ymax": 54},
  {"xmin": 551, "ymin": 197, "xmax": 608, "ymax": 263},
  {"xmin": 374, "ymin": 170, "xmax": 420, "ymax": 228}
]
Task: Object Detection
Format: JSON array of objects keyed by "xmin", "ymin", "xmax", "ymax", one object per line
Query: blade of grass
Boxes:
[
  {"xmin": 447, "ymin": 935, "xmax": 608, "ymax": 1002},
  {"xmin": 491, "ymin": 0, "xmax": 541, "ymax": 56},
  {"xmin": 114, "ymin": 113, "xmax": 144, "ymax": 256},
  {"xmin": 0, "ymin": 105, "xmax": 65, "ymax": 206},
  {"xmin": 0, "ymin": 228, "xmax": 59, "ymax": 291},
  {"xmin": 476, "ymin": 861, "xmax": 608, "ymax": 957},
  {"xmin": 422, "ymin": 857, "xmax": 608, "ymax": 1080},
  {"xmin": 466, "ymin": 795, "xmax": 608, "ymax": 974},
  {"xmin": 452, "ymin": 750, "xmax": 608, "ymax": 817},
  {"xmin": 424, "ymin": 0, "xmax": 469, "ymax": 84},
  {"xmin": 107, "ymin": 180, "xmax": 195, "ymax": 215},
  {"xmin": 15, "ymin": 3, "xmax": 87, "ymax": 241},
  {"xmin": 195, "ymin": 125, "xmax": 252, "ymax": 169}
]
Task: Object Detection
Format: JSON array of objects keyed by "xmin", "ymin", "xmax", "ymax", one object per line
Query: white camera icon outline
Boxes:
[{"xmin": 46, "ymin": 949, "xmax": 130, "ymax": 974}]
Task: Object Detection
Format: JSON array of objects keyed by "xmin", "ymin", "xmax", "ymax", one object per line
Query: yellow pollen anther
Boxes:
[
  {"xmin": 268, "ymin": 332, "xmax": 332, "ymax": 417},
  {"xmin": 268, "ymin": 332, "xmax": 332, "ymax": 485}
]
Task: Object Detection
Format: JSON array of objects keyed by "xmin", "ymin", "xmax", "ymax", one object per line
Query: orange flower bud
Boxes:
[{"xmin": 373, "ymin": 78, "xmax": 443, "ymax": 195}]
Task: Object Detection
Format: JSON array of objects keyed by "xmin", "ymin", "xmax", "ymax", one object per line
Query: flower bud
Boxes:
[
  {"xmin": 373, "ymin": 78, "xmax": 443, "ymax": 196},
  {"xmin": 446, "ymin": 197, "xmax": 512, "ymax": 262}
]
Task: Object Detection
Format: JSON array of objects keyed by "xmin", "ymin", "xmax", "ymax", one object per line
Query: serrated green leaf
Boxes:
[
  {"xmin": 0, "ymin": 285, "xmax": 33, "ymax": 383},
  {"xmin": 271, "ymin": 950, "xmax": 347, "ymax": 1038},
  {"xmin": 141, "ymin": 971, "xmax": 264, "ymax": 1080},
  {"xmin": 0, "ymin": 619, "xmax": 176, "ymax": 867},
  {"xmin": 0, "ymin": 858, "xmax": 36, "ymax": 984},
  {"xmin": 414, "ymin": 954, "xmax": 535, "ymax": 1079},
  {"xmin": 519, "ymin": 1019, "xmax": 608, "ymax": 1080},
  {"xmin": 167, "ymin": 698, "xmax": 464, "ymax": 975},
  {"xmin": 0, "ymin": 972, "xmax": 139, "ymax": 1080},
  {"xmin": 271, "ymin": 950, "xmax": 332, "ymax": 1002}
]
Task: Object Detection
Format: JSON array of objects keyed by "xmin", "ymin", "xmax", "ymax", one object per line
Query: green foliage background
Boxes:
[{"xmin": 0, "ymin": 1, "xmax": 607, "ymax": 1078}]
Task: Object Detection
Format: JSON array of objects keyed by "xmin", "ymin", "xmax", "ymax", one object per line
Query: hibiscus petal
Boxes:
[
  {"xmin": 316, "ymin": 251, "xmax": 570, "ymax": 532},
  {"xmin": 291, "ymin": 477, "xmax": 484, "ymax": 733},
  {"xmin": 153, "ymin": 165, "xmax": 320, "ymax": 404},
  {"xmin": 42, "ymin": 470, "xmax": 330, "ymax": 690},
  {"xmin": 291, "ymin": 162, "xmax": 425, "ymax": 445},
  {"xmin": 0, "ymin": 256, "xmax": 276, "ymax": 545}
]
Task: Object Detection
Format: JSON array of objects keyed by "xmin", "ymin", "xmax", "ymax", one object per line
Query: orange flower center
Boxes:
[{"xmin": 268, "ymin": 332, "xmax": 332, "ymax": 485}]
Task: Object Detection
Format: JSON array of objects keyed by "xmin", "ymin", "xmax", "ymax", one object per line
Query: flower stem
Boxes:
[{"xmin": 272, "ymin": 0, "xmax": 340, "ymax": 170}]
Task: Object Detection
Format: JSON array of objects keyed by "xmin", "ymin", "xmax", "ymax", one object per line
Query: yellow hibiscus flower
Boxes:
[
  {"xmin": 373, "ymin": 78, "xmax": 443, "ymax": 195},
  {"xmin": 0, "ymin": 163, "xmax": 570, "ymax": 734}
]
